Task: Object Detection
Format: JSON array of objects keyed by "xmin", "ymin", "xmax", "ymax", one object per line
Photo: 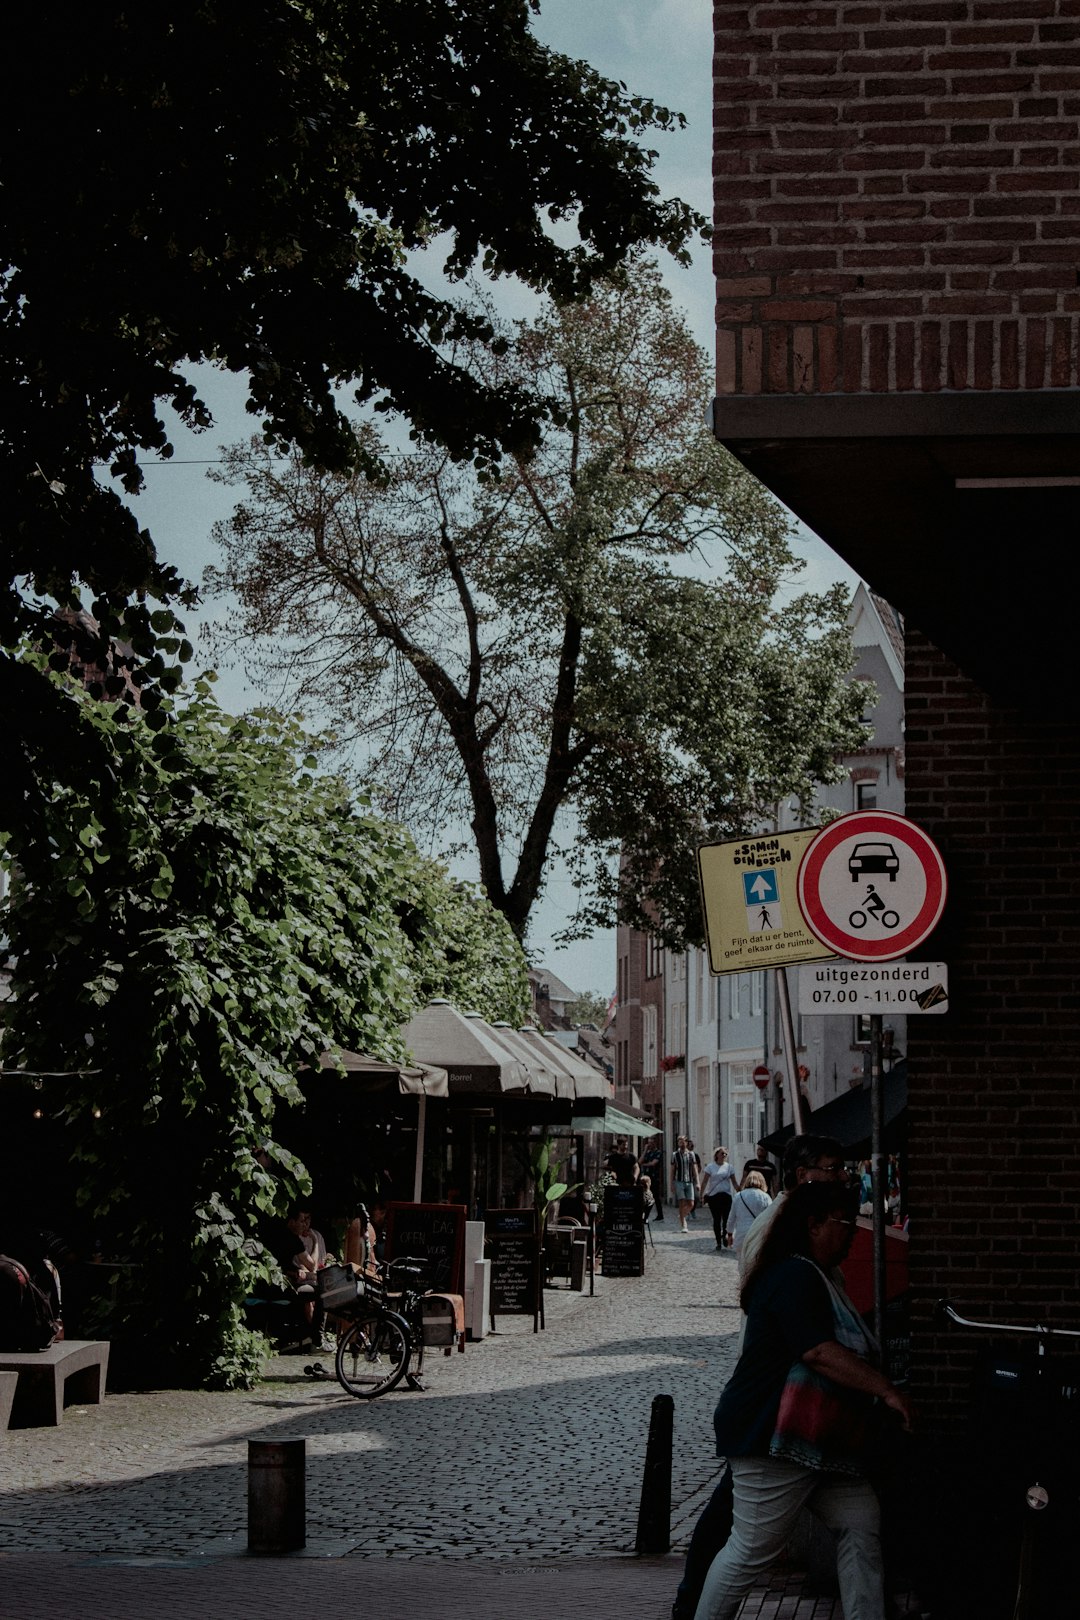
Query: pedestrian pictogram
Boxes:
[
  {"xmin": 797, "ymin": 811, "xmax": 947, "ymax": 962},
  {"xmin": 697, "ymin": 831, "xmax": 834, "ymax": 973}
]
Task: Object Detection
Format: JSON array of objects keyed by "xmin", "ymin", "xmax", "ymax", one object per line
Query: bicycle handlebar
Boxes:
[{"xmin": 937, "ymin": 1298, "xmax": 1080, "ymax": 1343}]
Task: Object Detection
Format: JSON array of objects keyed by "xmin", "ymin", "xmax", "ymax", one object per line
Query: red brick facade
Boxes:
[
  {"xmin": 713, "ymin": 1, "xmax": 1080, "ymax": 396},
  {"xmin": 903, "ymin": 626, "xmax": 1080, "ymax": 1418}
]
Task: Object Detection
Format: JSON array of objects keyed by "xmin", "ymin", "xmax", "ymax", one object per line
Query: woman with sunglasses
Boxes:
[{"xmin": 693, "ymin": 1181, "xmax": 913, "ymax": 1620}]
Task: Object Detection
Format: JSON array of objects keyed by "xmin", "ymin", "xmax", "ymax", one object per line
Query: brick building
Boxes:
[
  {"xmin": 612, "ymin": 920, "xmax": 664, "ymax": 1118},
  {"xmin": 711, "ymin": 4, "xmax": 1080, "ymax": 1597}
]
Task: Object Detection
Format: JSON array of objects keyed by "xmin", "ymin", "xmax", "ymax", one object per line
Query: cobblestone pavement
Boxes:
[{"xmin": 0, "ymin": 1217, "xmax": 743, "ymax": 1607}]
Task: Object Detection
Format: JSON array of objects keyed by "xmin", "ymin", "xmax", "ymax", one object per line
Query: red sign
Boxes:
[
  {"xmin": 797, "ymin": 811, "xmax": 947, "ymax": 963},
  {"xmin": 752, "ymin": 1064, "xmax": 771, "ymax": 1090}
]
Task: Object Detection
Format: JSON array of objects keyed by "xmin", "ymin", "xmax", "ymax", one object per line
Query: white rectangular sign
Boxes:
[{"xmin": 799, "ymin": 960, "xmax": 949, "ymax": 1015}]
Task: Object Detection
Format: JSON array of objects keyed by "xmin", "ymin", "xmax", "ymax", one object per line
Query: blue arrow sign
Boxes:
[{"xmin": 742, "ymin": 868, "xmax": 778, "ymax": 906}]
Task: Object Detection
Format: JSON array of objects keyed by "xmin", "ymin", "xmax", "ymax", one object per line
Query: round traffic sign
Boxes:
[
  {"xmin": 796, "ymin": 811, "xmax": 947, "ymax": 962},
  {"xmin": 752, "ymin": 1064, "xmax": 771, "ymax": 1091}
]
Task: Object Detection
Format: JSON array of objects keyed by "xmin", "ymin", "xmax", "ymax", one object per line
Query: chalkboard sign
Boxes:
[
  {"xmin": 601, "ymin": 1186, "xmax": 645, "ymax": 1277},
  {"xmin": 485, "ymin": 1208, "xmax": 542, "ymax": 1332},
  {"xmin": 385, "ymin": 1202, "xmax": 466, "ymax": 1292}
]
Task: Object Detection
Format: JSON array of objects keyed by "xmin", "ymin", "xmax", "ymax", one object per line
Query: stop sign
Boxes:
[{"xmin": 753, "ymin": 1065, "xmax": 771, "ymax": 1091}]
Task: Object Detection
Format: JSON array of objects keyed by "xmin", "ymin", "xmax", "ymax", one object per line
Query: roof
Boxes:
[{"xmin": 530, "ymin": 966, "xmax": 578, "ymax": 1004}]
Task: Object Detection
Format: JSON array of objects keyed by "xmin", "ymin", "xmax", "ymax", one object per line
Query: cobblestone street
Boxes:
[{"xmin": 0, "ymin": 1218, "xmax": 746, "ymax": 1617}]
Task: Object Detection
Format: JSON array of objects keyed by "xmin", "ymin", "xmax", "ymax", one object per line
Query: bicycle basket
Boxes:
[{"xmin": 317, "ymin": 1264, "xmax": 361, "ymax": 1312}]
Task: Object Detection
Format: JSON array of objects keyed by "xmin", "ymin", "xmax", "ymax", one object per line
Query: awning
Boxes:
[
  {"xmin": 316, "ymin": 1048, "xmax": 448, "ymax": 1098},
  {"xmin": 484, "ymin": 1021, "xmax": 559, "ymax": 1096},
  {"xmin": 400, "ymin": 1000, "xmax": 529, "ymax": 1094},
  {"xmin": 760, "ymin": 1062, "xmax": 907, "ymax": 1156},
  {"xmin": 571, "ymin": 1102, "xmax": 662, "ymax": 1139},
  {"xmin": 517, "ymin": 1026, "xmax": 611, "ymax": 1100}
]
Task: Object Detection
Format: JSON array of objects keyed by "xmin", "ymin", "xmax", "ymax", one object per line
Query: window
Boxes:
[
  {"xmin": 729, "ymin": 975, "xmax": 741, "ymax": 1020},
  {"xmin": 751, "ymin": 973, "xmax": 762, "ymax": 1016},
  {"xmin": 708, "ymin": 970, "xmax": 717, "ymax": 1023},
  {"xmin": 643, "ymin": 1005, "xmax": 658, "ymax": 1078},
  {"xmin": 669, "ymin": 999, "xmax": 685, "ymax": 1049},
  {"xmin": 855, "ymin": 779, "xmax": 878, "ymax": 811},
  {"xmin": 855, "ymin": 1014, "xmax": 871, "ymax": 1045},
  {"xmin": 695, "ymin": 950, "xmax": 704, "ymax": 1025},
  {"xmin": 646, "ymin": 935, "xmax": 662, "ymax": 979}
]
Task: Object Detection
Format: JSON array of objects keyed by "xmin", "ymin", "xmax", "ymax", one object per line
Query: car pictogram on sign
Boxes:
[{"xmin": 847, "ymin": 841, "xmax": 899, "ymax": 881}]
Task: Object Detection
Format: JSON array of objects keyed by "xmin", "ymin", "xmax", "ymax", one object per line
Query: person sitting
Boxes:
[
  {"xmin": 344, "ymin": 1202, "xmax": 379, "ymax": 1276},
  {"xmin": 269, "ymin": 1207, "xmax": 328, "ymax": 1351},
  {"xmin": 299, "ymin": 1209, "xmax": 327, "ymax": 1268}
]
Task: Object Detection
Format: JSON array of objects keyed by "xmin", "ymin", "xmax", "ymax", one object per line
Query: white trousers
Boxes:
[{"xmin": 692, "ymin": 1455, "xmax": 885, "ymax": 1620}]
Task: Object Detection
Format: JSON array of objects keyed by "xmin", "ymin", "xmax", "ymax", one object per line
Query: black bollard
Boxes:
[
  {"xmin": 248, "ymin": 1438, "xmax": 306, "ymax": 1554},
  {"xmin": 635, "ymin": 1392, "xmax": 673, "ymax": 1555}
]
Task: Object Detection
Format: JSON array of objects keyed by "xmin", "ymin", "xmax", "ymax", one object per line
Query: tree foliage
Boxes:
[
  {"xmin": 565, "ymin": 992, "xmax": 611, "ymax": 1029},
  {"xmin": 0, "ymin": 661, "xmax": 527, "ymax": 1386},
  {"xmin": 1, "ymin": 2, "xmax": 701, "ymax": 832},
  {"xmin": 209, "ymin": 265, "xmax": 871, "ymax": 948}
]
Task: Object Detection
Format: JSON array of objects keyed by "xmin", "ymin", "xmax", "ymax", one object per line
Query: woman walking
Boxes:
[
  {"xmin": 699, "ymin": 1148, "xmax": 739, "ymax": 1250},
  {"xmin": 726, "ymin": 1170, "xmax": 771, "ymax": 1258},
  {"xmin": 693, "ymin": 1181, "xmax": 912, "ymax": 1620}
]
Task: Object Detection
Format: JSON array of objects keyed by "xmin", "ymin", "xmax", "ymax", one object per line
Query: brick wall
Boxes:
[
  {"xmin": 903, "ymin": 626, "xmax": 1080, "ymax": 1425},
  {"xmin": 714, "ymin": 1, "xmax": 1080, "ymax": 395}
]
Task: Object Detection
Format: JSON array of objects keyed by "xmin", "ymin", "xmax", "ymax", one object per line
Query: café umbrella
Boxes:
[
  {"xmin": 400, "ymin": 1000, "xmax": 530, "ymax": 1094},
  {"xmin": 312, "ymin": 1048, "xmax": 449, "ymax": 1202}
]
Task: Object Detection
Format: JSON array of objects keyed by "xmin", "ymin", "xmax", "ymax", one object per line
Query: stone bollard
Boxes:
[
  {"xmin": 635, "ymin": 1393, "xmax": 673, "ymax": 1555},
  {"xmin": 248, "ymin": 1438, "xmax": 306, "ymax": 1554},
  {"xmin": 570, "ymin": 1239, "xmax": 587, "ymax": 1292}
]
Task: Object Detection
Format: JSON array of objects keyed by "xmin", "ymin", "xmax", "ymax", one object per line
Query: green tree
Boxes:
[
  {"xmin": 565, "ymin": 992, "xmax": 611, "ymax": 1028},
  {"xmin": 0, "ymin": 662, "xmax": 526, "ymax": 1386},
  {"xmin": 2, "ymin": 3, "xmax": 701, "ymax": 832},
  {"xmin": 208, "ymin": 265, "xmax": 871, "ymax": 948}
]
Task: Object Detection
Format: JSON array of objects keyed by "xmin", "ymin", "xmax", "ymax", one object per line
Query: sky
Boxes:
[{"xmin": 118, "ymin": 2, "xmax": 859, "ymax": 999}]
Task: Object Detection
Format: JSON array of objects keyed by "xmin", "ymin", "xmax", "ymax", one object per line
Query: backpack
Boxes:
[{"xmin": 0, "ymin": 1254, "xmax": 62, "ymax": 1351}]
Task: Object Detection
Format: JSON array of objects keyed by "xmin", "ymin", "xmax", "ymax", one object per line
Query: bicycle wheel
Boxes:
[{"xmin": 334, "ymin": 1307, "xmax": 411, "ymax": 1399}]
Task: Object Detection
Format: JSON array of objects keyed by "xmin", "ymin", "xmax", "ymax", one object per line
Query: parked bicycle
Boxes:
[
  {"xmin": 933, "ymin": 1299, "xmax": 1080, "ymax": 1620},
  {"xmin": 319, "ymin": 1253, "xmax": 460, "ymax": 1399}
]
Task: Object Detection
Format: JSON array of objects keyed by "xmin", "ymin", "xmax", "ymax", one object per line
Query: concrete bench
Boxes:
[
  {"xmin": 0, "ymin": 1371, "xmax": 18, "ymax": 1432},
  {"xmin": 0, "ymin": 1340, "xmax": 109, "ymax": 1427}
]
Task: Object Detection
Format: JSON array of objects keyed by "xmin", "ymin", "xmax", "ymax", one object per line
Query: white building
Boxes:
[{"xmin": 656, "ymin": 586, "xmax": 905, "ymax": 1169}]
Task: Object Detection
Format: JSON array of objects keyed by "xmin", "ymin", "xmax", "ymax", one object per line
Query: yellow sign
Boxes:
[{"xmin": 697, "ymin": 830, "xmax": 836, "ymax": 974}]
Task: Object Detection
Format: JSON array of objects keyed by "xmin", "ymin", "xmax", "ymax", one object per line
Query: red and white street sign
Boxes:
[
  {"xmin": 752, "ymin": 1064, "xmax": 771, "ymax": 1090},
  {"xmin": 796, "ymin": 811, "xmax": 947, "ymax": 962}
]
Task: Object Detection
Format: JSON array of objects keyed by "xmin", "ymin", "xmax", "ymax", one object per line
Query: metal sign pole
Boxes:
[
  {"xmin": 870, "ymin": 1012, "xmax": 887, "ymax": 1373},
  {"xmin": 774, "ymin": 966, "xmax": 806, "ymax": 1135}
]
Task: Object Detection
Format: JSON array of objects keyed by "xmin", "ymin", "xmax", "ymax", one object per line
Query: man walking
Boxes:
[{"xmin": 671, "ymin": 1136, "xmax": 699, "ymax": 1233}]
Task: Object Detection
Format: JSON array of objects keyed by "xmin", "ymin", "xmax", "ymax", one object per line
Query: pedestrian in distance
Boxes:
[
  {"xmin": 639, "ymin": 1141, "xmax": 665, "ymax": 1219},
  {"xmin": 671, "ymin": 1136, "xmax": 699, "ymax": 1233},
  {"xmin": 692, "ymin": 1181, "xmax": 912, "ymax": 1620},
  {"xmin": 738, "ymin": 1141, "xmax": 777, "ymax": 1197},
  {"xmin": 687, "ymin": 1139, "xmax": 703, "ymax": 1219},
  {"xmin": 726, "ymin": 1171, "xmax": 771, "ymax": 1257},
  {"xmin": 699, "ymin": 1147, "xmax": 738, "ymax": 1250}
]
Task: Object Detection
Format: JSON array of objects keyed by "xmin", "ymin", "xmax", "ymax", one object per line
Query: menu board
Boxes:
[
  {"xmin": 485, "ymin": 1208, "xmax": 542, "ymax": 1331},
  {"xmin": 602, "ymin": 1186, "xmax": 645, "ymax": 1277},
  {"xmin": 384, "ymin": 1202, "xmax": 466, "ymax": 1292}
]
